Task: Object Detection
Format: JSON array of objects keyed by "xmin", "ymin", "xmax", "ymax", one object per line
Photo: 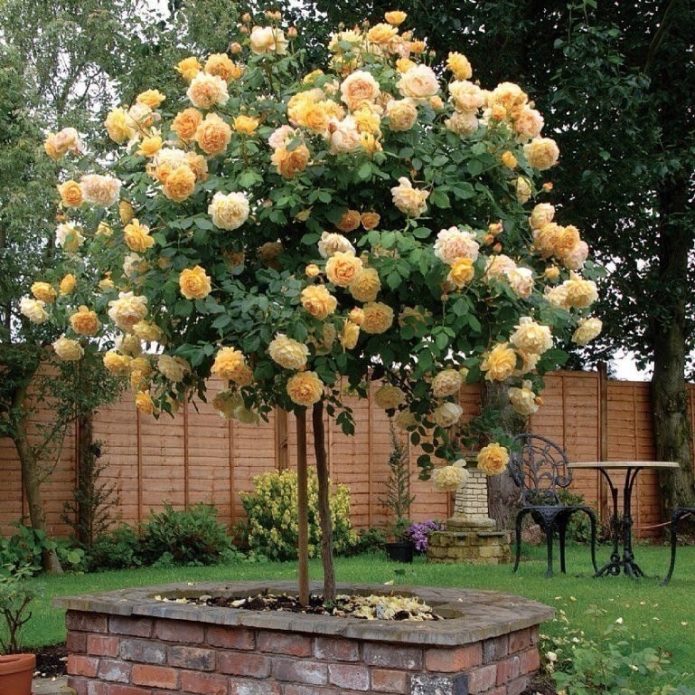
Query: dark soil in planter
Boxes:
[
  {"xmin": 31, "ymin": 644, "xmax": 67, "ymax": 678},
  {"xmin": 521, "ymin": 675, "xmax": 558, "ymax": 695}
]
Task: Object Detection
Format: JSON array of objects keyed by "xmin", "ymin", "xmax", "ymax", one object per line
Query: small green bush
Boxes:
[
  {"xmin": 240, "ymin": 470, "xmax": 356, "ymax": 560},
  {"xmin": 352, "ymin": 527, "xmax": 387, "ymax": 555},
  {"xmin": 140, "ymin": 504, "xmax": 232, "ymax": 566},
  {"xmin": 557, "ymin": 489, "xmax": 596, "ymax": 543},
  {"xmin": 0, "ymin": 524, "xmax": 55, "ymax": 574},
  {"xmin": 87, "ymin": 524, "xmax": 143, "ymax": 571},
  {"xmin": 0, "ymin": 564, "xmax": 38, "ymax": 653}
]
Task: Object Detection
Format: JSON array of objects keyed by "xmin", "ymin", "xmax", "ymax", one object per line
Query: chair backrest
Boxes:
[{"xmin": 508, "ymin": 433, "xmax": 573, "ymax": 506}]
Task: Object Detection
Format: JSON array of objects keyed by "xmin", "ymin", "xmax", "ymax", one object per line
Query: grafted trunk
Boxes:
[
  {"xmin": 295, "ymin": 408, "xmax": 309, "ymax": 605},
  {"xmin": 312, "ymin": 401, "xmax": 335, "ymax": 601}
]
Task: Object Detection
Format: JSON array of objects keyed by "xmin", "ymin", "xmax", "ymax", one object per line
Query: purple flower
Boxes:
[{"xmin": 406, "ymin": 520, "xmax": 443, "ymax": 553}]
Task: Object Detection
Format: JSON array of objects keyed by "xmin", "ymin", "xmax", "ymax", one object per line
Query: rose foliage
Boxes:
[{"xmin": 30, "ymin": 10, "xmax": 601, "ymax": 478}]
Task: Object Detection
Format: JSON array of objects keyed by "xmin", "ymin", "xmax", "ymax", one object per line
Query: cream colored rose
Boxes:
[
  {"xmin": 70, "ymin": 305, "xmax": 101, "ymax": 336},
  {"xmin": 318, "ymin": 232, "xmax": 355, "ymax": 258},
  {"xmin": 510, "ymin": 317, "xmax": 553, "ymax": 356},
  {"xmin": 250, "ymin": 26, "xmax": 288, "ymax": 55},
  {"xmin": 326, "ymin": 252, "xmax": 363, "ymax": 287},
  {"xmin": 349, "ymin": 267, "xmax": 381, "ymax": 302},
  {"xmin": 205, "ymin": 53, "xmax": 244, "ymax": 82},
  {"xmin": 524, "ymin": 137, "xmax": 559, "ymax": 170},
  {"xmin": 103, "ymin": 350, "xmax": 132, "ymax": 376},
  {"xmin": 477, "ymin": 443, "xmax": 509, "ymax": 475},
  {"xmin": 394, "ymin": 409, "xmax": 417, "ymax": 430},
  {"xmin": 487, "ymin": 81, "xmax": 527, "ymax": 113},
  {"xmin": 485, "ymin": 254, "xmax": 517, "ymax": 279},
  {"xmin": 327, "ymin": 116, "xmax": 362, "ymax": 154},
  {"xmin": 116, "ymin": 334, "xmax": 142, "ymax": 357},
  {"xmin": 137, "ymin": 89, "xmax": 166, "ymax": 108},
  {"xmin": 432, "ymin": 464, "xmax": 468, "ymax": 491},
  {"xmin": 57, "ymin": 180, "xmax": 83, "ymax": 208},
  {"xmin": 445, "ymin": 111, "xmax": 479, "ymax": 136},
  {"xmin": 514, "ymin": 350, "xmax": 541, "ymax": 377},
  {"xmin": 124, "ymin": 219, "xmax": 155, "ymax": 253},
  {"xmin": 108, "ymin": 292, "xmax": 148, "ymax": 331},
  {"xmin": 301, "ymin": 285, "xmax": 337, "ymax": 320},
  {"xmin": 186, "ymin": 72, "xmax": 229, "ymax": 109},
  {"xmin": 374, "ymin": 384, "xmax": 406, "ymax": 410},
  {"xmin": 31, "ymin": 282, "xmax": 56, "ymax": 304},
  {"xmin": 52, "ymin": 337, "xmax": 84, "ymax": 362},
  {"xmin": 340, "ymin": 320, "xmax": 360, "ymax": 350},
  {"xmin": 563, "ymin": 273, "xmax": 598, "ymax": 309},
  {"xmin": 44, "ymin": 127, "xmax": 81, "ymax": 159},
  {"xmin": 544, "ymin": 284, "xmax": 569, "ymax": 309},
  {"xmin": 195, "ymin": 113, "xmax": 232, "ymax": 155},
  {"xmin": 19, "ymin": 297, "xmax": 48, "ymax": 324},
  {"xmin": 340, "ymin": 70, "xmax": 380, "ymax": 111},
  {"xmin": 434, "ymin": 227, "xmax": 480, "ymax": 265},
  {"xmin": 515, "ymin": 177, "xmax": 532, "ymax": 204},
  {"xmin": 361, "ymin": 302, "xmax": 394, "ymax": 334},
  {"xmin": 385, "ymin": 98, "xmax": 418, "ymax": 131},
  {"xmin": 131, "ymin": 320, "xmax": 162, "ymax": 343},
  {"xmin": 269, "ymin": 334, "xmax": 309, "ymax": 370},
  {"xmin": 268, "ymin": 125, "xmax": 296, "ymax": 150},
  {"xmin": 508, "ymin": 381, "xmax": 539, "ymax": 417},
  {"xmin": 208, "ymin": 191, "xmax": 250, "ymax": 231},
  {"xmin": 212, "ymin": 390, "xmax": 243, "ymax": 419},
  {"xmin": 397, "ymin": 65, "xmax": 439, "ymax": 100},
  {"xmin": 481, "ymin": 343, "xmax": 518, "ymax": 381},
  {"xmin": 572, "ymin": 317, "xmax": 603, "ymax": 345},
  {"xmin": 211, "ymin": 347, "xmax": 248, "ymax": 382},
  {"xmin": 529, "ymin": 203, "xmax": 555, "ymax": 230},
  {"xmin": 179, "ymin": 266, "xmax": 212, "ymax": 300},
  {"xmin": 104, "ymin": 108, "xmax": 135, "ymax": 143},
  {"xmin": 287, "ymin": 371, "xmax": 323, "ymax": 406},
  {"xmin": 55, "ymin": 223, "xmax": 85, "ymax": 253},
  {"xmin": 433, "ymin": 402, "xmax": 463, "ymax": 428},
  {"xmin": 448, "ymin": 80, "xmax": 484, "ymax": 112},
  {"xmin": 514, "ymin": 107, "xmax": 544, "ymax": 142},
  {"xmin": 163, "ymin": 165, "xmax": 196, "ymax": 202},
  {"xmin": 563, "ymin": 240, "xmax": 589, "ymax": 271},
  {"xmin": 447, "ymin": 51, "xmax": 473, "ymax": 80},
  {"xmin": 391, "ymin": 177, "xmax": 429, "ymax": 217},
  {"xmin": 507, "ymin": 267, "xmax": 534, "ymax": 298},
  {"xmin": 432, "ymin": 369, "xmax": 463, "ymax": 398}
]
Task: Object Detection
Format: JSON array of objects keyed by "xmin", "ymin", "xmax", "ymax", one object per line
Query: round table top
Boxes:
[{"xmin": 568, "ymin": 461, "xmax": 680, "ymax": 470}]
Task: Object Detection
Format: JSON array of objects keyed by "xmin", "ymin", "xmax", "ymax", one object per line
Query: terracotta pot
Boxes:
[{"xmin": 0, "ymin": 653, "xmax": 35, "ymax": 695}]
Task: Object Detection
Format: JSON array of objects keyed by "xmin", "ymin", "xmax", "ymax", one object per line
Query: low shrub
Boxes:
[
  {"xmin": 87, "ymin": 524, "xmax": 143, "ymax": 571},
  {"xmin": 351, "ymin": 527, "xmax": 388, "ymax": 555},
  {"xmin": 0, "ymin": 524, "xmax": 55, "ymax": 574},
  {"xmin": 241, "ymin": 470, "xmax": 356, "ymax": 560},
  {"xmin": 140, "ymin": 504, "xmax": 232, "ymax": 566},
  {"xmin": 407, "ymin": 520, "xmax": 443, "ymax": 553},
  {"xmin": 556, "ymin": 490, "xmax": 598, "ymax": 543},
  {"xmin": 0, "ymin": 563, "xmax": 38, "ymax": 653}
]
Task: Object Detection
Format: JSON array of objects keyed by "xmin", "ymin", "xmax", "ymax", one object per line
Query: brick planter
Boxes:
[{"xmin": 56, "ymin": 581, "xmax": 552, "ymax": 695}]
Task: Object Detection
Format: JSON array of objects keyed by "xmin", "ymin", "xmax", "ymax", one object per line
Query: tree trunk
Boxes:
[
  {"xmin": 75, "ymin": 412, "xmax": 94, "ymax": 546},
  {"xmin": 651, "ymin": 175, "xmax": 695, "ymax": 513},
  {"xmin": 312, "ymin": 401, "xmax": 336, "ymax": 601},
  {"xmin": 13, "ymin": 381, "xmax": 63, "ymax": 574},
  {"xmin": 295, "ymin": 408, "xmax": 310, "ymax": 605},
  {"xmin": 481, "ymin": 382, "xmax": 526, "ymax": 529}
]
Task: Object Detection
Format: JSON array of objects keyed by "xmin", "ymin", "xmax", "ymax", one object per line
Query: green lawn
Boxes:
[{"xmin": 15, "ymin": 544, "xmax": 695, "ymax": 679}]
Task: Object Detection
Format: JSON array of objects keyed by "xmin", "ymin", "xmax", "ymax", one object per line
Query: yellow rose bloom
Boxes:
[
  {"xmin": 447, "ymin": 52, "xmax": 473, "ymax": 80},
  {"xmin": 186, "ymin": 72, "xmax": 229, "ymax": 109},
  {"xmin": 208, "ymin": 191, "xmax": 250, "ymax": 230},
  {"xmin": 59, "ymin": 274, "xmax": 76, "ymax": 295},
  {"xmin": 300, "ymin": 285, "xmax": 337, "ymax": 320},
  {"xmin": 31, "ymin": 282, "xmax": 57, "ymax": 303},
  {"xmin": 563, "ymin": 273, "xmax": 598, "ymax": 308},
  {"xmin": 287, "ymin": 371, "xmax": 323, "ymax": 406},
  {"xmin": 171, "ymin": 108, "xmax": 203, "ymax": 142},
  {"xmin": 349, "ymin": 308, "xmax": 365, "ymax": 326},
  {"xmin": 124, "ymin": 219, "xmax": 155, "ymax": 253},
  {"xmin": 205, "ymin": 53, "xmax": 244, "ymax": 82},
  {"xmin": 572, "ymin": 317, "xmax": 603, "ymax": 346},
  {"xmin": 268, "ymin": 334, "xmax": 309, "ymax": 370},
  {"xmin": 176, "ymin": 56, "xmax": 201, "ymax": 82},
  {"xmin": 396, "ymin": 58, "xmax": 416, "ymax": 73},
  {"xmin": 57, "ymin": 180, "xmax": 83, "ymax": 208},
  {"xmin": 544, "ymin": 265, "xmax": 561, "ymax": 282},
  {"xmin": 361, "ymin": 301, "xmax": 394, "ymax": 334},
  {"xmin": 136, "ymin": 89, "xmax": 166, "ymax": 109},
  {"xmin": 158, "ymin": 355, "xmax": 190, "ymax": 383},
  {"xmin": 103, "ymin": 350, "xmax": 132, "ymax": 375},
  {"xmin": 118, "ymin": 200, "xmax": 134, "ymax": 224},
  {"xmin": 271, "ymin": 145, "xmax": 310, "ymax": 179},
  {"xmin": 137, "ymin": 135, "xmax": 162, "ymax": 158},
  {"xmin": 326, "ymin": 252, "xmax": 363, "ymax": 287},
  {"xmin": 432, "ymin": 464, "xmax": 467, "ymax": 491},
  {"xmin": 211, "ymin": 347, "xmax": 248, "ymax": 382},
  {"xmin": 523, "ymin": 137, "xmax": 560, "ymax": 170},
  {"xmin": 432, "ymin": 368, "xmax": 463, "ymax": 398},
  {"xmin": 477, "ymin": 443, "xmax": 509, "ymax": 476},
  {"xmin": 349, "ymin": 267, "xmax": 381, "ymax": 303},
  {"xmin": 340, "ymin": 320, "xmax": 360, "ymax": 349},
  {"xmin": 52, "ymin": 336, "xmax": 84, "ymax": 362},
  {"xmin": 374, "ymin": 383, "xmax": 405, "ymax": 410},
  {"xmin": 501, "ymin": 151, "xmax": 518, "ymax": 169},
  {"xmin": 481, "ymin": 342, "xmax": 517, "ymax": 381},
  {"xmin": 96, "ymin": 221, "xmax": 112, "ymax": 237},
  {"xmin": 336, "ymin": 209, "xmax": 362, "ymax": 232},
  {"xmin": 305, "ymin": 264, "xmax": 321, "ymax": 278},
  {"xmin": 384, "ymin": 10, "xmax": 407, "ymax": 25},
  {"xmin": 391, "ymin": 177, "xmax": 429, "ymax": 217},
  {"xmin": 104, "ymin": 107, "xmax": 135, "ymax": 144},
  {"xmin": 367, "ymin": 23, "xmax": 398, "ymax": 45},
  {"xmin": 353, "ymin": 106, "xmax": 381, "ymax": 136},
  {"xmin": 233, "ymin": 115, "xmax": 260, "ymax": 135},
  {"xmin": 386, "ymin": 99, "xmax": 418, "ymax": 132},
  {"xmin": 70, "ymin": 305, "xmax": 101, "ymax": 336},
  {"xmin": 163, "ymin": 165, "xmax": 196, "ymax": 202},
  {"xmin": 361, "ymin": 211, "xmax": 381, "ymax": 230},
  {"xmin": 118, "ymin": 334, "xmax": 142, "ymax": 357},
  {"xmin": 186, "ymin": 152, "xmax": 208, "ymax": 182},
  {"xmin": 515, "ymin": 177, "xmax": 532, "ymax": 204},
  {"xmin": 132, "ymin": 320, "xmax": 162, "ymax": 343},
  {"xmin": 135, "ymin": 390, "xmax": 155, "ymax": 415},
  {"xmin": 195, "ymin": 113, "xmax": 232, "ymax": 155},
  {"xmin": 447, "ymin": 257, "xmax": 475, "ymax": 288},
  {"xmin": 179, "ymin": 266, "xmax": 211, "ymax": 300}
]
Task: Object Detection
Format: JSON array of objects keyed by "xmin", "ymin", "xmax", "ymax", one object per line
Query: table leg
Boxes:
[
  {"xmin": 622, "ymin": 468, "xmax": 645, "ymax": 577},
  {"xmin": 595, "ymin": 470, "xmax": 621, "ymax": 577}
]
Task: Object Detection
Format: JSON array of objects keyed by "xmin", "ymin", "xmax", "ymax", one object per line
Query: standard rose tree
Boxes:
[{"xmin": 29, "ymin": 10, "xmax": 601, "ymax": 600}]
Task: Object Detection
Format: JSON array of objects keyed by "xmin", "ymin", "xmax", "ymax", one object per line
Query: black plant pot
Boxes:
[{"xmin": 385, "ymin": 541, "xmax": 414, "ymax": 563}]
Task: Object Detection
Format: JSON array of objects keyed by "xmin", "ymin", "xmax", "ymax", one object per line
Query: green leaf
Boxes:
[{"xmin": 357, "ymin": 161, "xmax": 373, "ymax": 180}]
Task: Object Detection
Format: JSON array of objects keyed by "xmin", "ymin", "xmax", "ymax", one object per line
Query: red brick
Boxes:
[
  {"xmin": 97, "ymin": 658, "xmax": 131, "ymax": 683},
  {"xmin": 155, "ymin": 619, "xmax": 204, "ymax": 643},
  {"xmin": 272, "ymin": 657, "xmax": 328, "ymax": 685},
  {"xmin": 67, "ymin": 631, "xmax": 87, "ymax": 653},
  {"xmin": 483, "ymin": 635, "xmax": 509, "ymax": 664},
  {"xmin": 363, "ymin": 643, "xmax": 422, "ymax": 670},
  {"xmin": 257, "ymin": 630, "xmax": 312, "ymax": 657},
  {"xmin": 218, "ymin": 651, "xmax": 271, "ymax": 678},
  {"xmin": 206, "ymin": 625, "xmax": 255, "ymax": 650},
  {"xmin": 228, "ymin": 679, "xmax": 281, "ymax": 695},
  {"xmin": 329, "ymin": 663, "xmax": 369, "ymax": 690},
  {"xmin": 67, "ymin": 655, "xmax": 99, "ymax": 678},
  {"xmin": 85, "ymin": 686, "xmax": 148, "ymax": 695},
  {"xmin": 180, "ymin": 670, "xmax": 229, "ymax": 695},
  {"xmin": 424, "ymin": 643, "xmax": 482, "ymax": 672},
  {"xmin": 119, "ymin": 639, "xmax": 166, "ymax": 664},
  {"xmin": 66, "ymin": 675, "xmax": 88, "ymax": 695},
  {"xmin": 509, "ymin": 628, "xmax": 532, "ymax": 653},
  {"xmin": 467, "ymin": 664, "xmax": 497, "ymax": 693},
  {"xmin": 131, "ymin": 664, "xmax": 178, "ymax": 689},
  {"xmin": 487, "ymin": 688, "xmax": 507, "ymax": 695},
  {"xmin": 529, "ymin": 626, "xmax": 539, "ymax": 645},
  {"xmin": 88, "ymin": 635, "xmax": 120, "ymax": 657},
  {"xmin": 168, "ymin": 645, "xmax": 215, "ymax": 671},
  {"xmin": 283, "ymin": 687, "xmax": 340, "ymax": 695},
  {"xmin": 66, "ymin": 612, "xmax": 108, "ymax": 633},
  {"xmin": 496, "ymin": 655, "xmax": 521, "ymax": 685},
  {"xmin": 519, "ymin": 647, "xmax": 541, "ymax": 674},
  {"xmin": 314, "ymin": 636, "xmax": 360, "ymax": 661},
  {"xmin": 110, "ymin": 616, "xmax": 153, "ymax": 637},
  {"xmin": 507, "ymin": 675, "xmax": 531, "ymax": 695},
  {"xmin": 370, "ymin": 668, "xmax": 409, "ymax": 693}
]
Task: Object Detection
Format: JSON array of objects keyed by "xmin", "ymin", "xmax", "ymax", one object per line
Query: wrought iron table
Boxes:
[{"xmin": 567, "ymin": 461, "xmax": 679, "ymax": 578}]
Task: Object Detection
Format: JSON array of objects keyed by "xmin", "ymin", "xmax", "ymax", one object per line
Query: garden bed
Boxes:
[{"xmin": 57, "ymin": 580, "xmax": 552, "ymax": 695}]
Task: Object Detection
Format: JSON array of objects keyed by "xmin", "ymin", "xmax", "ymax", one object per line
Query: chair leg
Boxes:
[
  {"xmin": 544, "ymin": 521, "xmax": 555, "ymax": 578},
  {"xmin": 513, "ymin": 511, "xmax": 526, "ymax": 573},
  {"xmin": 662, "ymin": 510, "xmax": 684, "ymax": 586},
  {"xmin": 587, "ymin": 510, "xmax": 598, "ymax": 574},
  {"xmin": 558, "ymin": 518, "xmax": 568, "ymax": 574}
]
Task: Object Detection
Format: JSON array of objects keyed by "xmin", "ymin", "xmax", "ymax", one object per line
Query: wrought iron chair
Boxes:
[
  {"xmin": 509, "ymin": 433, "xmax": 598, "ymax": 577},
  {"xmin": 662, "ymin": 507, "xmax": 695, "ymax": 585}
]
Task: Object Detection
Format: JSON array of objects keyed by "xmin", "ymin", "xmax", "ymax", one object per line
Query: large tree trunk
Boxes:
[
  {"xmin": 13, "ymin": 381, "xmax": 63, "ymax": 574},
  {"xmin": 312, "ymin": 401, "xmax": 336, "ymax": 601},
  {"xmin": 651, "ymin": 176, "xmax": 695, "ymax": 513},
  {"xmin": 482, "ymin": 382, "xmax": 526, "ymax": 529}
]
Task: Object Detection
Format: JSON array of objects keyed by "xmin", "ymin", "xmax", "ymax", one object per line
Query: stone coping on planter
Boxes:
[{"xmin": 55, "ymin": 580, "xmax": 553, "ymax": 646}]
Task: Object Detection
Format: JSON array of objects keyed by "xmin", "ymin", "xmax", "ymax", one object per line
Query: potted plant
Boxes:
[
  {"xmin": 0, "ymin": 564, "xmax": 37, "ymax": 695},
  {"xmin": 381, "ymin": 424, "xmax": 416, "ymax": 563}
]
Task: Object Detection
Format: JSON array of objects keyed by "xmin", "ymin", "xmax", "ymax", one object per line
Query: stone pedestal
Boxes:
[{"xmin": 428, "ymin": 467, "xmax": 511, "ymax": 565}]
